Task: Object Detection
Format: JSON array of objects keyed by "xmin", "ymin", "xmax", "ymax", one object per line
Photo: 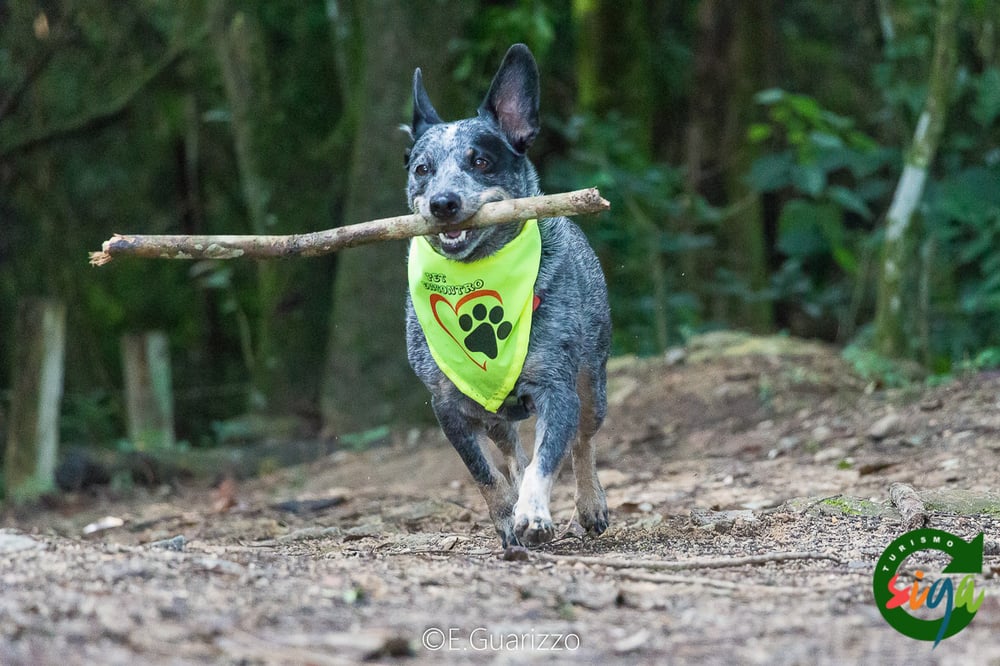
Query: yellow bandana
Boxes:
[{"xmin": 408, "ymin": 220, "xmax": 541, "ymax": 412}]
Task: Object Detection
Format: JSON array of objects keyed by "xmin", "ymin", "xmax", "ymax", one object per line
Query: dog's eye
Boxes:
[
  {"xmin": 414, "ymin": 163, "xmax": 430, "ymax": 177},
  {"xmin": 472, "ymin": 156, "xmax": 491, "ymax": 171}
]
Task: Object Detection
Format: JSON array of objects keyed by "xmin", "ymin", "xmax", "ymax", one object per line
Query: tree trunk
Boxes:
[
  {"xmin": 5, "ymin": 299, "xmax": 65, "ymax": 502},
  {"xmin": 572, "ymin": 0, "xmax": 670, "ymax": 351},
  {"xmin": 719, "ymin": 0, "xmax": 775, "ymax": 332},
  {"xmin": 121, "ymin": 332, "xmax": 176, "ymax": 451},
  {"xmin": 685, "ymin": 0, "xmax": 774, "ymax": 332},
  {"xmin": 874, "ymin": 0, "xmax": 959, "ymax": 358},
  {"xmin": 209, "ymin": 0, "xmax": 282, "ymax": 410},
  {"xmin": 572, "ymin": 0, "xmax": 602, "ymax": 113},
  {"xmin": 320, "ymin": 0, "xmax": 474, "ymax": 433},
  {"xmin": 682, "ymin": 0, "xmax": 727, "ymax": 305}
]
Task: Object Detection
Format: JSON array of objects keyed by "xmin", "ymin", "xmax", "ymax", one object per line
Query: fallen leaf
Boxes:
[{"xmin": 82, "ymin": 515, "xmax": 125, "ymax": 536}]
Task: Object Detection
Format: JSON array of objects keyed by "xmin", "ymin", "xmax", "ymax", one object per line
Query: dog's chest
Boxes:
[{"xmin": 407, "ymin": 222, "xmax": 543, "ymax": 412}]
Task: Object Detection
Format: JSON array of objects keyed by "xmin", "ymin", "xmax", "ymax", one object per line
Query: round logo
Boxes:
[{"xmin": 872, "ymin": 529, "xmax": 985, "ymax": 646}]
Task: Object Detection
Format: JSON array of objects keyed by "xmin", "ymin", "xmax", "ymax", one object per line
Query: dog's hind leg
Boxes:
[
  {"xmin": 433, "ymin": 401, "xmax": 518, "ymax": 546},
  {"xmin": 488, "ymin": 420, "xmax": 528, "ymax": 488},
  {"xmin": 572, "ymin": 366, "xmax": 609, "ymax": 535}
]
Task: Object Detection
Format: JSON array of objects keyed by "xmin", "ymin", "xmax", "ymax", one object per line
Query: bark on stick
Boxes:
[{"xmin": 90, "ymin": 188, "xmax": 609, "ymax": 265}]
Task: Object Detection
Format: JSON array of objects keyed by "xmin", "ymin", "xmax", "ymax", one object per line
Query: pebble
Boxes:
[
  {"xmin": 813, "ymin": 447, "xmax": 845, "ymax": 464},
  {"xmin": 664, "ymin": 348, "xmax": 687, "ymax": 366},
  {"xmin": 811, "ymin": 425, "xmax": 833, "ymax": 443},
  {"xmin": 868, "ymin": 413, "xmax": 901, "ymax": 440}
]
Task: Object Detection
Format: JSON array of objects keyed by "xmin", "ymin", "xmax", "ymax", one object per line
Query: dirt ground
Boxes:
[{"xmin": 4, "ymin": 331, "xmax": 1000, "ymax": 665}]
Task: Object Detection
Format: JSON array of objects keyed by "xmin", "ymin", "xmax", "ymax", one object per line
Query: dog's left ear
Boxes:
[
  {"xmin": 412, "ymin": 68, "xmax": 443, "ymax": 141},
  {"xmin": 478, "ymin": 44, "xmax": 540, "ymax": 154}
]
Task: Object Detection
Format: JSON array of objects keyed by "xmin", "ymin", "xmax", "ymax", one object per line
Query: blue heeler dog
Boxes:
[{"xmin": 404, "ymin": 44, "xmax": 611, "ymax": 547}]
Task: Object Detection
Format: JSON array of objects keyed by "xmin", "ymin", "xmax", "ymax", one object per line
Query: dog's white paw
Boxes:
[
  {"xmin": 513, "ymin": 511, "xmax": 555, "ymax": 545},
  {"xmin": 512, "ymin": 466, "xmax": 556, "ymax": 545}
]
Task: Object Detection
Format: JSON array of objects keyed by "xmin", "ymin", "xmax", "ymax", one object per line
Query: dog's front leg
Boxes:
[
  {"xmin": 433, "ymin": 402, "xmax": 518, "ymax": 546},
  {"xmin": 513, "ymin": 387, "xmax": 580, "ymax": 545}
]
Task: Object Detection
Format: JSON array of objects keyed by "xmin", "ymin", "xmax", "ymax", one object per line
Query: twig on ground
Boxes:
[
  {"xmin": 617, "ymin": 570, "xmax": 862, "ymax": 595},
  {"xmin": 89, "ymin": 188, "xmax": 609, "ymax": 265},
  {"xmin": 531, "ymin": 550, "xmax": 843, "ymax": 570},
  {"xmin": 889, "ymin": 482, "xmax": 927, "ymax": 529}
]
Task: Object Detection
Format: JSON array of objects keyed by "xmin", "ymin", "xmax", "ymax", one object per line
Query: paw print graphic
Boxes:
[{"xmin": 459, "ymin": 303, "xmax": 512, "ymax": 360}]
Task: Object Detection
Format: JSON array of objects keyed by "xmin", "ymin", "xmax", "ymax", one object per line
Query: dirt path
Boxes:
[{"xmin": 3, "ymin": 333, "xmax": 1000, "ymax": 664}]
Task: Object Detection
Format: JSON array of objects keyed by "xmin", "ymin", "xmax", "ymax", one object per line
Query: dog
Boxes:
[{"xmin": 403, "ymin": 44, "xmax": 611, "ymax": 547}]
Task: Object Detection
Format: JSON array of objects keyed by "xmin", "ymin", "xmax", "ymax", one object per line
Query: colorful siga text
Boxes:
[{"xmin": 873, "ymin": 528, "xmax": 985, "ymax": 647}]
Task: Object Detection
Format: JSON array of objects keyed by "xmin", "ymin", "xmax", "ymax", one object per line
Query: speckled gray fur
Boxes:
[{"xmin": 403, "ymin": 44, "xmax": 611, "ymax": 547}]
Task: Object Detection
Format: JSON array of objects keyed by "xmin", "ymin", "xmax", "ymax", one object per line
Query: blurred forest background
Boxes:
[{"xmin": 1, "ymin": 0, "xmax": 999, "ymax": 462}]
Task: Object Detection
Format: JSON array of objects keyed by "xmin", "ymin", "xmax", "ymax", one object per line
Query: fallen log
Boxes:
[
  {"xmin": 90, "ymin": 188, "xmax": 609, "ymax": 265},
  {"xmin": 889, "ymin": 482, "xmax": 928, "ymax": 530}
]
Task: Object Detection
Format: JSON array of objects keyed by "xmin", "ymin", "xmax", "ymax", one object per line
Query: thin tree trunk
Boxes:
[
  {"xmin": 682, "ymin": 0, "xmax": 725, "ymax": 303},
  {"xmin": 572, "ymin": 0, "xmax": 601, "ymax": 113},
  {"xmin": 121, "ymin": 332, "xmax": 176, "ymax": 450},
  {"xmin": 720, "ymin": 0, "xmax": 774, "ymax": 332},
  {"xmin": 5, "ymin": 299, "xmax": 65, "ymax": 502},
  {"xmin": 320, "ymin": 0, "xmax": 474, "ymax": 433},
  {"xmin": 209, "ymin": 1, "xmax": 281, "ymax": 409},
  {"xmin": 573, "ymin": 0, "xmax": 670, "ymax": 351},
  {"xmin": 685, "ymin": 0, "xmax": 774, "ymax": 332},
  {"xmin": 874, "ymin": 0, "xmax": 959, "ymax": 358}
]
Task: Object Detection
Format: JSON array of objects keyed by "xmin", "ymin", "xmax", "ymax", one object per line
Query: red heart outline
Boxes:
[{"xmin": 429, "ymin": 289, "xmax": 503, "ymax": 372}]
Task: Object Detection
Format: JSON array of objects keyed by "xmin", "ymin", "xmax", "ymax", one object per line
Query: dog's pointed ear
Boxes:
[
  {"xmin": 412, "ymin": 68, "xmax": 443, "ymax": 141},
  {"xmin": 478, "ymin": 44, "xmax": 540, "ymax": 154}
]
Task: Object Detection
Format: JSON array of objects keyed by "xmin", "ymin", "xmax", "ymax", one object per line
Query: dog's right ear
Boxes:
[{"xmin": 412, "ymin": 68, "xmax": 443, "ymax": 141}]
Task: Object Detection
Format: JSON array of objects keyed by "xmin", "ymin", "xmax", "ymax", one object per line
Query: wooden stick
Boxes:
[{"xmin": 89, "ymin": 188, "xmax": 609, "ymax": 266}]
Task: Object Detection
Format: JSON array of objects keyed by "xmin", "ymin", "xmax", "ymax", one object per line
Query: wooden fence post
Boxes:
[
  {"xmin": 4, "ymin": 298, "xmax": 66, "ymax": 501},
  {"xmin": 121, "ymin": 332, "xmax": 175, "ymax": 450}
]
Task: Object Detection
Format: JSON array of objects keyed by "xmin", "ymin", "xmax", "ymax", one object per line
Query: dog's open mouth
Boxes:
[{"xmin": 438, "ymin": 228, "xmax": 471, "ymax": 250}]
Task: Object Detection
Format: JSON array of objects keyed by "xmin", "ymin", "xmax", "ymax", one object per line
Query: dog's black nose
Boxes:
[{"xmin": 429, "ymin": 192, "xmax": 462, "ymax": 220}]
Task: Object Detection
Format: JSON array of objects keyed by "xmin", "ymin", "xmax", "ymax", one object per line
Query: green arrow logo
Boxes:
[{"xmin": 873, "ymin": 529, "xmax": 985, "ymax": 647}]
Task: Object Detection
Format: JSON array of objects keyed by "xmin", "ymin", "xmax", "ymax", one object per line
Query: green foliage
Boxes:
[
  {"xmin": 337, "ymin": 425, "xmax": 392, "ymax": 452},
  {"xmin": 746, "ymin": 89, "xmax": 897, "ymax": 334},
  {"xmin": 451, "ymin": 0, "xmax": 556, "ymax": 95},
  {"xmin": 3, "ymin": 0, "xmax": 1000, "ymax": 452},
  {"xmin": 3, "ymin": 475, "xmax": 55, "ymax": 504},
  {"xmin": 545, "ymin": 111, "xmax": 715, "ymax": 353},
  {"xmin": 904, "ymin": 4, "xmax": 1000, "ymax": 369},
  {"xmin": 60, "ymin": 391, "xmax": 122, "ymax": 448},
  {"xmin": 925, "ymin": 165, "xmax": 1000, "ymax": 361},
  {"xmin": 963, "ymin": 347, "xmax": 1000, "ymax": 372},
  {"xmin": 842, "ymin": 341, "xmax": 914, "ymax": 389},
  {"xmin": 972, "ymin": 67, "xmax": 1000, "ymax": 127}
]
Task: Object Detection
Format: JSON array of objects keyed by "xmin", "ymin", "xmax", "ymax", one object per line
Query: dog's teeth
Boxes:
[{"xmin": 439, "ymin": 230, "xmax": 468, "ymax": 245}]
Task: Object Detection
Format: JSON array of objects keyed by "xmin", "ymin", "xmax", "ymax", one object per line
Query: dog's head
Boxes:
[{"xmin": 405, "ymin": 44, "xmax": 541, "ymax": 262}]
